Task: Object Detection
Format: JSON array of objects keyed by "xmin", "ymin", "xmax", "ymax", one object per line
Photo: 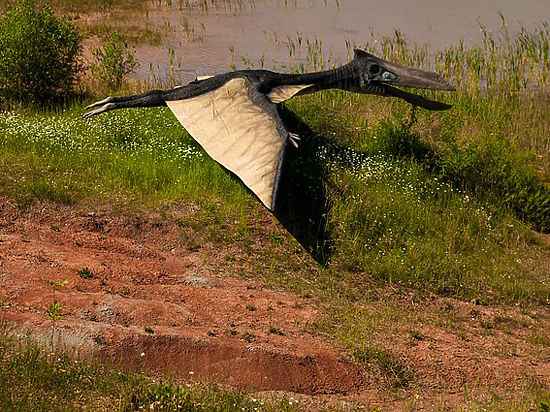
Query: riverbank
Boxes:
[{"xmin": 0, "ymin": 1, "xmax": 549, "ymax": 410}]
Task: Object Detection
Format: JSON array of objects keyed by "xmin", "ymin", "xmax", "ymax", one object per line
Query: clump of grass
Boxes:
[
  {"xmin": 242, "ymin": 332, "xmax": 255, "ymax": 343},
  {"xmin": 268, "ymin": 325, "xmax": 285, "ymax": 336},
  {"xmin": 78, "ymin": 267, "xmax": 93, "ymax": 279},
  {"xmin": 46, "ymin": 301, "xmax": 63, "ymax": 321},
  {"xmin": 409, "ymin": 330, "xmax": 424, "ymax": 341},
  {"xmin": 354, "ymin": 346, "xmax": 414, "ymax": 389}
]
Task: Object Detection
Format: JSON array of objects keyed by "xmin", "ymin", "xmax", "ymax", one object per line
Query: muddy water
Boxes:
[{"xmin": 134, "ymin": 0, "xmax": 549, "ymax": 82}]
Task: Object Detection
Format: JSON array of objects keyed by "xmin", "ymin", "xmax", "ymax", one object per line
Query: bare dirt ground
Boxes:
[{"xmin": 0, "ymin": 197, "xmax": 548, "ymax": 410}]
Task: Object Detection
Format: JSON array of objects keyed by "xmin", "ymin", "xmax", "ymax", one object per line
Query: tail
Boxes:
[{"xmin": 83, "ymin": 90, "xmax": 167, "ymax": 118}]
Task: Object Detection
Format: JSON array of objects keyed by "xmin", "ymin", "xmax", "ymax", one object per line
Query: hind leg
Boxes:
[
  {"xmin": 83, "ymin": 90, "xmax": 167, "ymax": 118},
  {"xmin": 83, "ymin": 101, "xmax": 118, "ymax": 118}
]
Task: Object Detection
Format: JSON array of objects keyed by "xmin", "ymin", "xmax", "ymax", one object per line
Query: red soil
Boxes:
[
  {"xmin": 0, "ymin": 197, "xmax": 548, "ymax": 409},
  {"xmin": 0, "ymin": 197, "xmax": 365, "ymax": 395}
]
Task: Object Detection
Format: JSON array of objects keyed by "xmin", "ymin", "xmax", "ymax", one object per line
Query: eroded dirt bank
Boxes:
[{"xmin": 0, "ymin": 197, "xmax": 548, "ymax": 409}]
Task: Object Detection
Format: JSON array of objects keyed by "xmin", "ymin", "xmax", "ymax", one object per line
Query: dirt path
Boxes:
[{"xmin": 0, "ymin": 197, "xmax": 548, "ymax": 410}]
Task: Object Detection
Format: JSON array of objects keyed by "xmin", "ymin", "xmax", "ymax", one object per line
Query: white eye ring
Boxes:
[{"xmin": 382, "ymin": 71, "xmax": 396, "ymax": 81}]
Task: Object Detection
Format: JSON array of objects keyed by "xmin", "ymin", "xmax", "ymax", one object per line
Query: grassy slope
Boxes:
[
  {"xmin": 1, "ymin": 10, "xmax": 550, "ymax": 410},
  {"xmin": 1, "ymin": 92, "xmax": 548, "ymax": 304},
  {"xmin": 1, "ymin": 95, "xmax": 549, "ymax": 409}
]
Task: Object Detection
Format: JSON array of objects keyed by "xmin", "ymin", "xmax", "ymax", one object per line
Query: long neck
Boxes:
[{"xmin": 273, "ymin": 63, "xmax": 357, "ymax": 91}]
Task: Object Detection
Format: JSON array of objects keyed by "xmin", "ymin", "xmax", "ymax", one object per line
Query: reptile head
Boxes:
[{"xmin": 353, "ymin": 49, "xmax": 455, "ymax": 110}]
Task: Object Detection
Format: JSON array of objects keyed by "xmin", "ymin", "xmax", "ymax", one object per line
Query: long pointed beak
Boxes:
[{"xmin": 385, "ymin": 62, "xmax": 455, "ymax": 91}]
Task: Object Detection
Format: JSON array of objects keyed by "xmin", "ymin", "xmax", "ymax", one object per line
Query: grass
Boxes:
[
  {"xmin": 1, "ymin": 89, "xmax": 548, "ymax": 307},
  {"xmin": 0, "ymin": 105, "xmax": 253, "ymax": 215},
  {"xmin": 353, "ymin": 346, "xmax": 413, "ymax": 389},
  {"xmin": 0, "ymin": 325, "xmax": 301, "ymax": 411},
  {"xmin": 1, "ymin": 7, "xmax": 550, "ymax": 409},
  {"xmin": 463, "ymin": 389, "xmax": 550, "ymax": 412},
  {"xmin": 78, "ymin": 267, "xmax": 93, "ymax": 279}
]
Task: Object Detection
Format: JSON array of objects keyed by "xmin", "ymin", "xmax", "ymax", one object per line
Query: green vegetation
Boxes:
[
  {"xmin": 0, "ymin": 1, "xmax": 549, "ymax": 409},
  {"xmin": 0, "ymin": 106, "xmax": 250, "ymax": 215},
  {"xmin": 1, "ymin": 22, "xmax": 549, "ymax": 305},
  {"xmin": 0, "ymin": 0, "xmax": 82, "ymax": 106},
  {"xmin": 0, "ymin": 328, "xmax": 300, "ymax": 411},
  {"xmin": 353, "ymin": 346, "xmax": 413, "ymax": 389},
  {"xmin": 78, "ymin": 267, "xmax": 93, "ymax": 279},
  {"xmin": 46, "ymin": 301, "xmax": 63, "ymax": 321},
  {"xmin": 91, "ymin": 32, "xmax": 139, "ymax": 92}
]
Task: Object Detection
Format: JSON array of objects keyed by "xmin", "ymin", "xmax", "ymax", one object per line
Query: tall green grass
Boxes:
[
  {"xmin": 0, "ymin": 106, "xmax": 254, "ymax": 212},
  {"xmin": 280, "ymin": 19, "xmax": 550, "ymax": 177},
  {"xmin": 281, "ymin": 94, "xmax": 549, "ymax": 304}
]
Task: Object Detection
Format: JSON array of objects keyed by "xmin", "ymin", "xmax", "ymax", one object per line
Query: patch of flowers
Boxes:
[{"xmin": 0, "ymin": 108, "xmax": 203, "ymax": 163}]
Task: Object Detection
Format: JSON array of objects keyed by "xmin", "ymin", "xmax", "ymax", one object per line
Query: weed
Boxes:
[
  {"xmin": 270, "ymin": 233, "xmax": 284, "ymax": 245},
  {"xmin": 46, "ymin": 301, "xmax": 63, "ymax": 321},
  {"xmin": 409, "ymin": 330, "xmax": 424, "ymax": 341},
  {"xmin": 78, "ymin": 267, "xmax": 93, "ymax": 279},
  {"xmin": 354, "ymin": 346, "xmax": 413, "ymax": 389},
  {"xmin": 242, "ymin": 332, "xmax": 255, "ymax": 343},
  {"xmin": 245, "ymin": 304, "xmax": 256, "ymax": 312},
  {"xmin": 528, "ymin": 333, "xmax": 550, "ymax": 348},
  {"xmin": 91, "ymin": 31, "xmax": 138, "ymax": 91},
  {"xmin": 49, "ymin": 279, "xmax": 69, "ymax": 289}
]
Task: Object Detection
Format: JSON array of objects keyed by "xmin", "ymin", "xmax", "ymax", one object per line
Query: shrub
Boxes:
[
  {"xmin": 0, "ymin": 0, "xmax": 83, "ymax": 106},
  {"xmin": 91, "ymin": 32, "xmax": 138, "ymax": 91},
  {"xmin": 371, "ymin": 120, "xmax": 550, "ymax": 232}
]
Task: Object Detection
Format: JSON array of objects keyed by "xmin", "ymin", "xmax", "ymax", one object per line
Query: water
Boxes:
[{"xmin": 129, "ymin": 0, "xmax": 549, "ymax": 82}]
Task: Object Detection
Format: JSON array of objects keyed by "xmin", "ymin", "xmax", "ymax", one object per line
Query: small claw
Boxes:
[
  {"xmin": 85, "ymin": 96, "xmax": 113, "ymax": 110},
  {"xmin": 82, "ymin": 103, "xmax": 115, "ymax": 119},
  {"xmin": 288, "ymin": 132, "xmax": 300, "ymax": 148}
]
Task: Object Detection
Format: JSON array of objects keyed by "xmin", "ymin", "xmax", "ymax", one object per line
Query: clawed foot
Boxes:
[
  {"xmin": 85, "ymin": 96, "xmax": 113, "ymax": 110},
  {"xmin": 82, "ymin": 97, "xmax": 114, "ymax": 119},
  {"xmin": 289, "ymin": 132, "xmax": 301, "ymax": 148}
]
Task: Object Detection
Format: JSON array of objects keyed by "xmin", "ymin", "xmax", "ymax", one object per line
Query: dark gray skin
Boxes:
[{"xmin": 84, "ymin": 49, "xmax": 454, "ymax": 117}]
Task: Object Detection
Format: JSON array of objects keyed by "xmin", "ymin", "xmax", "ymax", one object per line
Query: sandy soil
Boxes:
[{"xmin": 0, "ymin": 197, "xmax": 548, "ymax": 410}]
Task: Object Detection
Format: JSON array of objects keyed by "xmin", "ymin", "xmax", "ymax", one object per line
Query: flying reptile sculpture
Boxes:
[{"xmin": 84, "ymin": 49, "xmax": 454, "ymax": 210}]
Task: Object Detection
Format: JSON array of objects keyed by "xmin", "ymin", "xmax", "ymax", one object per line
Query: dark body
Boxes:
[
  {"xmin": 83, "ymin": 49, "xmax": 454, "ymax": 210},
  {"xmin": 88, "ymin": 50, "xmax": 453, "ymax": 114}
]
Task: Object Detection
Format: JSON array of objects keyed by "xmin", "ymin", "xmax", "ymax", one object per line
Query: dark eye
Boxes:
[{"xmin": 369, "ymin": 64, "xmax": 381, "ymax": 75}]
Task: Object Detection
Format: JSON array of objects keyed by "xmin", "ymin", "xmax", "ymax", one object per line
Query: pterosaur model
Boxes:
[{"xmin": 84, "ymin": 50, "xmax": 454, "ymax": 210}]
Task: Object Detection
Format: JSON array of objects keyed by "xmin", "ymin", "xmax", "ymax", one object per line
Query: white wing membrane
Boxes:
[
  {"xmin": 267, "ymin": 84, "xmax": 313, "ymax": 103},
  {"xmin": 166, "ymin": 77, "xmax": 288, "ymax": 210}
]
